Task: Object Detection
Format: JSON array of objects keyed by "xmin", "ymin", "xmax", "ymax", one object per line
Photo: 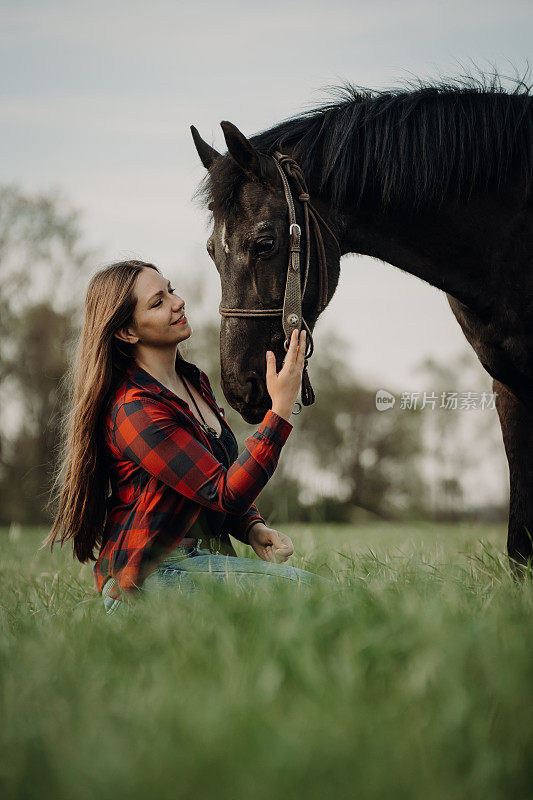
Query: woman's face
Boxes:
[{"xmin": 127, "ymin": 267, "xmax": 192, "ymax": 347}]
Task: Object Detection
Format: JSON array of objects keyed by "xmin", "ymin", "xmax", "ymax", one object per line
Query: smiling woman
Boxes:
[{"xmin": 42, "ymin": 259, "xmax": 329, "ymax": 615}]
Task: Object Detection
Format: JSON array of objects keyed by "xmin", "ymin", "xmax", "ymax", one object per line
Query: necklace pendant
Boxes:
[{"xmin": 204, "ymin": 423, "xmax": 219, "ymax": 438}]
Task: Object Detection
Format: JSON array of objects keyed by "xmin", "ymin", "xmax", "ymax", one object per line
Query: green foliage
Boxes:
[
  {"xmin": 1, "ymin": 304, "xmax": 77, "ymax": 523},
  {"xmin": 0, "ymin": 186, "xmax": 91, "ymax": 525},
  {"xmin": 1, "ymin": 523, "xmax": 532, "ymax": 799}
]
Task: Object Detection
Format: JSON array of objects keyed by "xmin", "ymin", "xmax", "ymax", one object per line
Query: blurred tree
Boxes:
[
  {"xmin": 414, "ymin": 349, "xmax": 508, "ymax": 521},
  {"xmin": 292, "ymin": 332, "xmax": 428, "ymax": 522},
  {"xmin": 0, "ymin": 186, "xmax": 91, "ymax": 524},
  {"xmin": 0, "ymin": 304, "xmax": 77, "ymax": 522}
]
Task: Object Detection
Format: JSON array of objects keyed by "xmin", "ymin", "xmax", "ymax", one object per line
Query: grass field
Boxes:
[{"xmin": 1, "ymin": 521, "xmax": 532, "ymax": 799}]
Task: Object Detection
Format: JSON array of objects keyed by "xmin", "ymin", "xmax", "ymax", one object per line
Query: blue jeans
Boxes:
[{"xmin": 102, "ymin": 543, "xmax": 332, "ymax": 614}]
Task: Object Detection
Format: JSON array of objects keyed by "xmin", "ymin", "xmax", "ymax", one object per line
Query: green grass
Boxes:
[{"xmin": 1, "ymin": 522, "xmax": 532, "ymax": 800}]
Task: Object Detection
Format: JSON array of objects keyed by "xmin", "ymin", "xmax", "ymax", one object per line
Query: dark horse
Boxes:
[{"xmin": 191, "ymin": 74, "xmax": 533, "ymax": 568}]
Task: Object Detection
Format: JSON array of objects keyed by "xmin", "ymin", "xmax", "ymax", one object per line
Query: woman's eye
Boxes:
[{"xmin": 153, "ymin": 288, "xmax": 175, "ymax": 308}]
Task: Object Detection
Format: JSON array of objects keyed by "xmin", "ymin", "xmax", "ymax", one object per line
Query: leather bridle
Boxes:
[{"xmin": 218, "ymin": 151, "xmax": 342, "ymax": 410}]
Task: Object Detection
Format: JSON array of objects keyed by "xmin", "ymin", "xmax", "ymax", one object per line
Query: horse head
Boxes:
[{"xmin": 191, "ymin": 121, "xmax": 342, "ymax": 423}]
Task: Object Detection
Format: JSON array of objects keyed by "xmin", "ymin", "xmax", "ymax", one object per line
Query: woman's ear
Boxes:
[{"xmin": 114, "ymin": 326, "xmax": 140, "ymax": 345}]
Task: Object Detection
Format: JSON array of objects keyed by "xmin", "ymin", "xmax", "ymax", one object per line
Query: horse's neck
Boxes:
[
  {"xmin": 326, "ymin": 189, "xmax": 512, "ymax": 317},
  {"xmin": 287, "ymin": 133, "xmax": 521, "ymax": 316}
]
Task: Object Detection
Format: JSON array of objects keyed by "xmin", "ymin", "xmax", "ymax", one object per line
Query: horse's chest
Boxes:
[{"xmin": 447, "ymin": 293, "xmax": 533, "ymax": 388}]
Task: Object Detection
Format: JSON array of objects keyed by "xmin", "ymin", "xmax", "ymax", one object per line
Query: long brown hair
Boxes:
[{"xmin": 42, "ymin": 259, "xmax": 182, "ymax": 563}]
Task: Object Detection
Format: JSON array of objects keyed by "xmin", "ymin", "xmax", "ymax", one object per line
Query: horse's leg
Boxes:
[
  {"xmin": 446, "ymin": 294, "xmax": 533, "ymax": 572},
  {"xmin": 494, "ymin": 379, "xmax": 533, "ymax": 573}
]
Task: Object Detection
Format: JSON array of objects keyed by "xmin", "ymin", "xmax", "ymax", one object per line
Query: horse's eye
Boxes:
[{"xmin": 253, "ymin": 237, "xmax": 275, "ymax": 256}]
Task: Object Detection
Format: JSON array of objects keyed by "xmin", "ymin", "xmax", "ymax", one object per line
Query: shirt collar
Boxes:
[
  {"xmin": 125, "ymin": 356, "xmax": 205, "ymax": 402},
  {"xmin": 123, "ymin": 356, "xmax": 228, "ymax": 441}
]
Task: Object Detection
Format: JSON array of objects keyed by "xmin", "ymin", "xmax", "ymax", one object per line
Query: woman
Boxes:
[{"xmin": 44, "ymin": 260, "xmax": 328, "ymax": 614}]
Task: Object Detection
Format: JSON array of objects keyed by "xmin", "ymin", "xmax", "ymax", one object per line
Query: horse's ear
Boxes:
[
  {"xmin": 190, "ymin": 125, "xmax": 221, "ymax": 169},
  {"xmin": 220, "ymin": 121, "xmax": 261, "ymax": 179}
]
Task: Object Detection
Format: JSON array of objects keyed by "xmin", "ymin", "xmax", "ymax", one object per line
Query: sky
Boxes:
[{"xmin": 1, "ymin": 0, "xmax": 530, "ymax": 503}]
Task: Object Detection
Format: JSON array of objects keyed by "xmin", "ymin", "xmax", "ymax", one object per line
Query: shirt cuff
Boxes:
[
  {"xmin": 242, "ymin": 516, "xmax": 265, "ymax": 544},
  {"xmin": 259, "ymin": 409, "xmax": 293, "ymax": 447},
  {"xmin": 228, "ymin": 511, "xmax": 265, "ymax": 544}
]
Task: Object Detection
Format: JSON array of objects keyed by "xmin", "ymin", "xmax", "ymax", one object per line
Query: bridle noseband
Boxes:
[{"xmin": 218, "ymin": 151, "xmax": 342, "ymax": 410}]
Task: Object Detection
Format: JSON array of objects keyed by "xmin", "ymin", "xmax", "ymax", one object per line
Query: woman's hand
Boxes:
[
  {"xmin": 247, "ymin": 522, "xmax": 294, "ymax": 563},
  {"xmin": 266, "ymin": 328, "xmax": 306, "ymax": 421}
]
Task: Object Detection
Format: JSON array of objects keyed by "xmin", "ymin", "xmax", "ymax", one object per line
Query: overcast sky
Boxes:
[{"xmin": 1, "ymin": 0, "xmax": 530, "ymax": 396}]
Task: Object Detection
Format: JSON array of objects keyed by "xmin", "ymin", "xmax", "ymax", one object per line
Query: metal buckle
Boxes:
[{"xmin": 289, "ymin": 223, "xmax": 301, "ymax": 238}]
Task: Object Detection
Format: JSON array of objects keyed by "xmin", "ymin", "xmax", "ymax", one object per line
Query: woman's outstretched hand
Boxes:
[
  {"xmin": 265, "ymin": 328, "xmax": 306, "ymax": 421},
  {"xmin": 247, "ymin": 522, "xmax": 294, "ymax": 563}
]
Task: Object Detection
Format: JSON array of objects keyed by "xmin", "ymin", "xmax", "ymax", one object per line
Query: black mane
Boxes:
[{"xmin": 199, "ymin": 70, "xmax": 533, "ymax": 212}]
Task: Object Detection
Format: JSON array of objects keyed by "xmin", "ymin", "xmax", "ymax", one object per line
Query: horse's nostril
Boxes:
[
  {"xmin": 243, "ymin": 381, "xmax": 254, "ymax": 404},
  {"xmin": 242, "ymin": 372, "xmax": 263, "ymax": 405}
]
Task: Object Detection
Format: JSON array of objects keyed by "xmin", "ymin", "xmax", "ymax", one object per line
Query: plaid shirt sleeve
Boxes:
[
  {"xmin": 225, "ymin": 508, "xmax": 266, "ymax": 544},
  {"xmin": 112, "ymin": 395, "xmax": 293, "ymax": 516}
]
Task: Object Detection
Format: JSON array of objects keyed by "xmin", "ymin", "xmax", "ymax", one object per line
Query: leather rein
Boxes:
[{"xmin": 218, "ymin": 151, "xmax": 341, "ymax": 410}]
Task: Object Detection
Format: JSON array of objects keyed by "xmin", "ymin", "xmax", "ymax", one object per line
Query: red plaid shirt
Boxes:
[{"xmin": 93, "ymin": 357, "xmax": 293, "ymax": 598}]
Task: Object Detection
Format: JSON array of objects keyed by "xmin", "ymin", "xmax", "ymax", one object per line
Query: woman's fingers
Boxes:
[
  {"xmin": 286, "ymin": 328, "xmax": 305, "ymax": 367},
  {"xmin": 269, "ymin": 329, "xmax": 306, "ymax": 375},
  {"xmin": 265, "ymin": 348, "xmax": 276, "ymax": 377},
  {"xmin": 298, "ymin": 329, "xmax": 306, "ymax": 365},
  {"xmin": 287, "ymin": 328, "xmax": 298, "ymax": 364}
]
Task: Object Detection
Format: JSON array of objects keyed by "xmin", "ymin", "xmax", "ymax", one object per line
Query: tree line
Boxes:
[{"xmin": 0, "ymin": 185, "xmax": 508, "ymax": 529}]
